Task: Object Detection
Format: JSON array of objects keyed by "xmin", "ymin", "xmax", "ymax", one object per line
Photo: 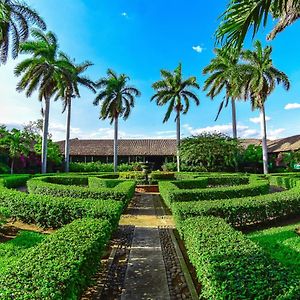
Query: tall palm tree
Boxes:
[
  {"xmin": 216, "ymin": 0, "xmax": 300, "ymax": 47},
  {"xmin": 93, "ymin": 69, "xmax": 141, "ymax": 172},
  {"xmin": 151, "ymin": 63, "xmax": 200, "ymax": 172},
  {"xmin": 0, "ymin": 0, "xmax": 46, "ymax": 63},
  {"xmin": 239, "ymin": 40, "xmax": 290, "ymax": 174},
  {"xmin": 54, "ymin": 54, "xmax": 95, "ymax": 172},
  {"xmin": 15, "ymin": 29, "xmax": 72, "ymax": 173},
  {"xmin": 203, "ymin": 47, "xmax": 241, "ymax": 139}
]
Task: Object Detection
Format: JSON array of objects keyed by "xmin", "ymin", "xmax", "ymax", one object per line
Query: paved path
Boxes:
[{"xmin": 120, "ymin": 193, "xmax": 173, "ymax": 300}]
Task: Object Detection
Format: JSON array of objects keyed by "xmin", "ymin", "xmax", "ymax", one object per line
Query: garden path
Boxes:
[{"xmin": 81, "ymin": 191, "xmax": 197, "ymax": 300}]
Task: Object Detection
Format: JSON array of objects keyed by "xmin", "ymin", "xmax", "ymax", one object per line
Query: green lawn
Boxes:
[
  {"xmin": 248, "ymin": 223, "xmax": 300, "ymax": 274},
  {"xmin": 0, "ymin": 231, "xmax": 45, "ymax": 274}
]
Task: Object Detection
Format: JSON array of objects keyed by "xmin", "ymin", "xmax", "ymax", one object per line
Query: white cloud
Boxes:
[
  {"xmin": 249, "ymin": 116, "xmax": 271, "ymax": 124},
  {"xmin": 183, "ymin": 123, "xmax": 259, "ymax": 138},
  {"xmin": 284, "ymin": 103, "xmax": 300, "ymax": 110},
  {"xmin": 192, "ymin": 45, "xmax": 203, "ymax": 53},
  {"xmin": 268, "ymin": 128, "xmax": 285, "ymax": 140},
  {"xmin": 121, "ymin": 12, "xmax": 128, "ymax": 18}
]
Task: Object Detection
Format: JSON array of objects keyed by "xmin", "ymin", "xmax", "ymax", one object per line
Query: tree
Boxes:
[
  {"xmin": 93, "ymin": 69, "xmax": 141, "ymax": 172},
  {"xmin": 15, "ymin": 29, "xmax": 73, "ymax": 173},
  {"xmin": 239, "ymin": 40, "xmax": 290, "ymax": 174},
  {"xmin": 216, "ymin": 0, "xmax": 300, "ymax": 47},
  {"xmin": 180, "ymin": 133, "xmax": 242, "ymax": 172},
  {"xmin": 34, "ymin": 137, "xmax": 62, "ymax": 166},
  {"xmin": 203, "ymin": 47, "xmax": 241, "ymax": 139},
  {"xmin": 151, "ymin": 63, "xmax": 200, "ymax": 172},
  {"xmin": 54, "ymin": 54, "xmax": 95, "ymax": 172},
  {"xmin": 0, "ymin": 0, "xmax": 46, "ymax": 63},
  {"xmin": 0, "ymin": 127, "xmax": 30, "ymax": 174}
]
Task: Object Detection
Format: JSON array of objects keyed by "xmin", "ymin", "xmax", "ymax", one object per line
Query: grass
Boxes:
[
  {"xmin": 0, "ymin": 231, "xmax": 45, "ymax": 274},
  {"xmin": 248, "ymin": 222, "xmax": 300, "ymax": 274}
]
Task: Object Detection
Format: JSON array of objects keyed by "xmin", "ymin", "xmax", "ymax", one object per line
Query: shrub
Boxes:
[
  {"xmin": 162, "ymin": 162, "xmax": 177, "ymax": 172},
  {"xmin": 173, "ymin": 178, "xmax": 208, "ymax": 189},
  {"xmin": 27, "ymin": 176, "xmax": 136, "ymax": 203},
  {"xmin": 69, "ymin": 162, "xmax": 114, "ymax": 172},
  {"xmin": 0, "ymin": 187, "xmax": 123, "ymax": 229},
  {"xmin": 178, "ymin": 216, "xmax": 300, "ymax": 299},
  {"xmin": 119, "ymin": 171, "xmax": 145, "ymax": 181},
  {"xmin": 88, "ymin": 177, "xmax": 124, "ymax": 188},
  {"xmin": 0, "ymin": 174, "xmax": 31, "ymax": 188},
  {"xmin": 159, "ymin": 177, "xmax": 269, "ymax": 207},
  {"xmin": 150, "ymin": 171, "xmax": 175, "ymax": 181},
  {"xmin": 0, "ymin": 218, "xmax": 112, "ymax": 299}
]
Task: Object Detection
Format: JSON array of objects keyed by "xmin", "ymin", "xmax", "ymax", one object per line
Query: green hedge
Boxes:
[
  {"xmin": 27, "ymin": 176, "xmax": 136, "ymax": 203},
  {"xmin": 178, "ymin": 216, "xmax": 300, "ymax": 299},
  {"xmin": 88, "ymin": 177, "xmax": 124, "ymax": 188},
  {"xmin": 150, "ymin": 171, "xmax": 175, "ymax": 181},
  {"xmin": 0, "ymin": 218, "xmax": 112, "ymax": 299},
  {"xmin": 0, "ymin": 175, "xmax": 31, "ymax": 189},
  {"xmin": 172, "ymin": 187, "xmax": 300, "ymax": 227},
  {"xmin": 173, "ymin": 178, "xmax": 208, "ymax": 190},
  {"xmin": 0, "ymin": 187, "xmax": 123, "ymax": 229},
  {"xmin": 119, "ymin": 171, "xmax": 145, "ymax": 180},
  {"xmin": 159, "ymin": 177, "xmax": 269, "ymax": 207}
]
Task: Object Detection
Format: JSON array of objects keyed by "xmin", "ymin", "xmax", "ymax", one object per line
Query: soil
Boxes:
[{"xmin": 0, "ymin": 220, "xmax": 53, "ymax": 244}]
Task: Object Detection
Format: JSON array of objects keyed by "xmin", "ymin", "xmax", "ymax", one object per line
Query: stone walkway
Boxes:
[{"xmin": 81, "ymin": 191, "xmax": 196, "ymax": 300}]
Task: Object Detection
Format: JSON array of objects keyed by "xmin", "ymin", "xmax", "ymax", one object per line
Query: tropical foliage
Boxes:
[
  {"xmin": 151, "ymin": 63, "xmax": 200, "ymax": 172},
  {"xmin": 216, "ymin": 0, "xmax": 300, "ymax": 47},
  {"xmin": 179, "ymin": 133, "xmax": 242, "ymax": 172},
  {"xmin": 93, "ymin": 69, "xmax": 141, "ymax": 172},
  {"xmin": 239, "ymin": 40, "xmax": 290, "ymax": 173},
  {"xmin": 0, "ymin": 0, "xmax": 46, "ymax": 63}
]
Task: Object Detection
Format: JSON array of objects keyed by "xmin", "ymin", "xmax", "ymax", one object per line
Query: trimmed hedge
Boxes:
[
  {"xmin": 0, "ymin": 175, "xmax": 31, "ymax": 189},
  {"xmin": 173, "ymin": 178, "xmax": 208, "ymax": 190},
  {"xmin": 27, "ymin": 176, "xmax": 136, "ymax": 203},
  {"xmin": 150, "ymin": 171, "xmax": 175, "ymax": 181},
  {"xmin": 159, "ymin": 176, "xmax": 269, "ymax": 207},
  {"xmin": 0, "ymin": 218, "xmax": 112, "ymax": 299},
  {"xmin": 172, "ymin": 188, "xmax": 300, "ymax": 228},
  {"xmin": 0, "ymin": 187, "xmax": 123, "ymax": 229},
  {"xmin": 88, "ymin": 177, "xmax": 124, "ymax": 188},
  {"xmin": 178, "ymin": 216, "xmax": 300, "ymax": 299}
]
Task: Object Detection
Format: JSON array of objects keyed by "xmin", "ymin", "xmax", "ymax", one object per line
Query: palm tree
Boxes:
[
  {"xmin": 239, "ymin": 40, "xmax": 290, "ymax": 174},
  {"xmin": 151, "ymin": 63, "xmax": 200, "ymax": 172},
  {"xmin": 0, "ymin": 0, "xmax": 46, "ymax": 63},
  {"xmin": 216, "ymin": 0, "xmax": 300, "ymax": 47},
  {"xmin": 15, "ymin": 29, "xmax": 72, "ymax": 173},
  {"xmin": 93, "ymin": 69, "xmax": 141, "ymax": 172},
  {"xmin": 203, "ymin": 47, "xmax": 241, "ymax": 139},
  {"xmin": 54, "ymin": 54, "xmax": 95, "ymax": 172}
]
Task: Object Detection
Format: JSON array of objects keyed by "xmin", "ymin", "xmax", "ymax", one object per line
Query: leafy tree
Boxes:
[
  {"xmin": 242, "ymin": 144, "xmax": 263, "ymax": 164},
  {"xmin": 93, "ymin": 69, "xmax": 141, "ymax": 172},
  {"xmin": 216, "ymin": 0, "xmax": 300, "ymax": 47},
  {"xmin": 34, "ymin": 137, "xmax": 62, "ymax": 166},
  {"xmin": 15, "ymin": 29, "xmax": 74, "ymax": 173},
  {"xmin": 0, "ymin": 0, "xmax": 46, "ymax": 63},
  {"xmin": 151, "ymin": 63, "xmax": 200, "ymax": 172},
  {"xmin": 239, "ymin": 40, "xmax": 290, "ymax": 174},
  {"xmin": 54, "ymin": 54, "xmax": 95, "ymax": 172},
  {"xmin": 203, "ymin": 47, "xmax": 241, "ymax": 139},
  {"xmin": 0, "ymin": 127, "xmax": 30, "ymax": 174},
  {"xmin": 180, "ymin": 133, "xmax": 242, "ymax": 172}
]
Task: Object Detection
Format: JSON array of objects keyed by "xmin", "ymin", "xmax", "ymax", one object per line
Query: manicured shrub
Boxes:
[
  {"xmin": 119, "ymin": 171, "xmax": 145, "ymax": 181},
  {"xmin": 0, "ymin": 187, "xmax": 123, "ymax": 229},
  {"xmin": 69, "ymin": 162, "xmax": 114, "ymax": 172},
  {"xmin": 88, "ymin": 177, "xmax": 124, "ymax": 188},
  {"xmin": 0, "ymin": 218, "xmax": 112, "ymax": 299},
  {"xmin": 178, "ymin": 216, "xmax": 300, "ymax": 299},
  {"xmin": 150, "ymin": 171, "xmax": 175, "ymax": 181},
  {"xmin": 27, "ymin": 176, "xmax": 136, "ymax": 203},
  {"xmin": 173, "ymin": 178, "xmax": 208, "ymax": 189},
  {"xmin": 159, "ymin": 177, "xmax": 269, "ymax": 207},
  {"xmin": 172, "ymin": 186, "xmax": 300, "ymax": 227},
  {"xmin": 0, "ymin": 174, "xmax": 31, "ymax": 188}
]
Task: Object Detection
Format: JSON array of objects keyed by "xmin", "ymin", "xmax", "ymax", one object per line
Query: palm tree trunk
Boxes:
[
  {"xmin": 10, "ymin": 158, "xmax": 14, "ymax": 175},
  {"xmin": 231, "ymin": 98, "xmax": 237, "ymax": 139},
  {"xmin": 64, "ymin": 99, "xmax": 71, "ymax": 173},
  {"xmin": 260, "ymin": 105, "xmax": 269, "ymax": 174},
  {"xmin": 41, "ymin": 96, "xmax": 50, "ymax": 174},
  {"xmin": 176, "ymin": 110, "xmax": 181, "ymax": 172},
  {"xmin": 114, "ymin": 116, "xmax": 118, "ymax": 173}
]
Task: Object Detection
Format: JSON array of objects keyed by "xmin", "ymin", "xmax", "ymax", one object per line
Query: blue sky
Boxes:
[{"xmin": 1, "ymin": 0, "xmax": 300, "ymax": 141}]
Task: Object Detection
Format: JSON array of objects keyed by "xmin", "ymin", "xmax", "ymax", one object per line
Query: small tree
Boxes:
[
  {"xmin": 0, "ymin": 128, "xmax": 30, "ymax": 174},
  {"xmin": 180, "ymin": 133, "xmax": 241, "ymax": 172}
]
